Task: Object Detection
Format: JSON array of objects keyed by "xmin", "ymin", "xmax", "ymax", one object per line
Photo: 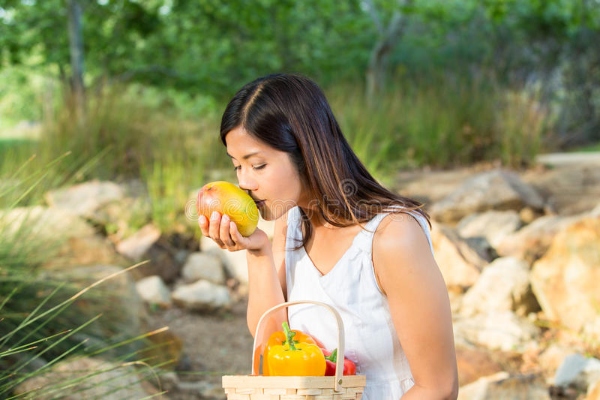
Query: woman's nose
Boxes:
[{"xmin": 237, "ymin": 171, "xmax": 258, "ymax": 192}]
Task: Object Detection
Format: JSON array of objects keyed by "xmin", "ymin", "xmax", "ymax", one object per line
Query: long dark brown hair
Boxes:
[{"xmin": 220, "ymin": 73, "xmax": 428, "ymax": 246}]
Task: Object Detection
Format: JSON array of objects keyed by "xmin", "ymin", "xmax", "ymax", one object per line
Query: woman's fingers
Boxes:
[
  {"xmin": 205, "ymin": 211, "xmax": 224, "ymax": 247},
  {"xmin": 198, "ymin": 211, "xmax": 256, "ymax": 251},
  {"xmin": 220, "ymin": 214, "xmax": 236, "ymax": 247}
]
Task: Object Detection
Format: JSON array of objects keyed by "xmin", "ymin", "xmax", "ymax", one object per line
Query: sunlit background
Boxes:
[{"xmin": 1, "ymin": 0, "xmax": 599, "ymax": 398}]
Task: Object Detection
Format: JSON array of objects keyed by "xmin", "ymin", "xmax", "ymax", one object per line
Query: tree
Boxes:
[
  {"xmin": 67, "ymin": 0, "xmax": 85, "ymax": 123},
  {"xmin": 363, "ymin": 0, "xmax": 414, "ymax": 101}
]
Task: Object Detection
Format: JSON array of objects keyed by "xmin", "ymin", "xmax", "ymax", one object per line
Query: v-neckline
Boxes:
[{"xmin": 300, "ymin": 227, "xmax": 366, "ymax": 277}]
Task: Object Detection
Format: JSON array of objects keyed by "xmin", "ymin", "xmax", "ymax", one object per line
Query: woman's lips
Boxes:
[{"xmin": 254, "ymin": 200, "xmax": 265, "ymax": 208}]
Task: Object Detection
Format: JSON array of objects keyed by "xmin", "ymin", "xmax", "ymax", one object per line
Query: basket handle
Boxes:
[{"xmin": 251, "ymin": 300, "xmax": 346, "ymax": 392}]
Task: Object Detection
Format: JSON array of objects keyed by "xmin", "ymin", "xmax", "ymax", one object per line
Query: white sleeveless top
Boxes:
[{"xmin": 285, "ymin": 206, "xmax": 433, "ymax": 399}]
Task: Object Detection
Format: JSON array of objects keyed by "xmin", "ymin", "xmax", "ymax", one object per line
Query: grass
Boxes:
[
  {"xmin": 0, "ymin": 161, "xmax": 177, "ymax": 398},
  {"xmin": 570, "ymin": 142, "xmax": 600, "ymax": 153},
  {"xmin": 328, "ymin": 72, "xmax": 551, "ymax": 180}
]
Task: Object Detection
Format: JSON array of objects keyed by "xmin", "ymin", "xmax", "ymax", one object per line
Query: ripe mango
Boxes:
[{"xmin": 197, "ymin": 181, "xmax": 259, "ymax": 237}]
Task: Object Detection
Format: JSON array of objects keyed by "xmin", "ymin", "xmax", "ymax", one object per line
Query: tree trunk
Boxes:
[
  {"xmin": 67, "ymin": 0, "xmax": 85, "ymax": 124},
  {"xmin": 365, "ymin": 0, "xmax": 413, "ymax": 103}
]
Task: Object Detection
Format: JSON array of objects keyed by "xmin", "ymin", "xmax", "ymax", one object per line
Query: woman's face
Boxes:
[{"xmin": 225, "ymin": 126, "xmax": 307, "ymax": 221}]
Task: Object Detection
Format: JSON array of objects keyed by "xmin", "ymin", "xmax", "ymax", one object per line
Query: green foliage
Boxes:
[
  {"xmin": 0, "ymin": 0, "xmax": 372, "ymax": 98},
  {"xmin": 331, "ymin": 71, "xmax": 550, "ymax": 174}
]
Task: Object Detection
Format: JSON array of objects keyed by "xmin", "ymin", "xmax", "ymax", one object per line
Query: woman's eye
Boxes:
[
  {"xmin": 253, "ymin": 164, "xmax": 266, "ymax": 170},
  {"xmin": 233, "ymin": 165, "xmax": 241, "ymax": 171}
]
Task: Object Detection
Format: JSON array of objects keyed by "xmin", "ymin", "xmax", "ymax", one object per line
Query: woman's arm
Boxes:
[
  {"xmin": 199, "ymin": 211, "xmax": 288, "ymax": 337},
  {"xmin": 373, "ymin": 213, "xmax": 459, "ymax": 400},
  {"xmin": 245, "ymin": 212, "xmax": 288, "ymax": 336}
]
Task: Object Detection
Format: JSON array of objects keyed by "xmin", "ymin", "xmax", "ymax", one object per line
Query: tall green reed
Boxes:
[{"xmin": 0, "ymin": 160, "xmax": 172, "ymax": 398}]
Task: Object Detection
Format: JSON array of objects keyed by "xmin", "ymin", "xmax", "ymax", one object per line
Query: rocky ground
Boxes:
[
  {"xmin": 8, "ymin": 151, "xmax": 598, "ymax": 399},
  {"xmin": 143, "ymin": 152, "xmax": 600, "ymax": 400},
  {"xmin": 145, "ymin": 298, "xmax": 253, "ymax": 400}
]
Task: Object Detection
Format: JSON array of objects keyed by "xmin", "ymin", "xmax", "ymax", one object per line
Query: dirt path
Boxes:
[{"xmin": 146, "ymin": 299, "xmax": 253, "ymax": 399}]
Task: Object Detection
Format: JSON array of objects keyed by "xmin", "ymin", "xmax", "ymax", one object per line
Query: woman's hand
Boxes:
[{"xmin": 199, "ymin": 211, "xmax": 269, "ymax": 254}]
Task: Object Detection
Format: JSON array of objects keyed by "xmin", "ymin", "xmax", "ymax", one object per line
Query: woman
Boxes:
[{"xmin": 199, "ymin": 73, "xmax": 458, "ymax": 399}]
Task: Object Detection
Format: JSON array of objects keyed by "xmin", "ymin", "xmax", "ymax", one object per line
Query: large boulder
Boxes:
[
  {"xmin": 429, "ymin": 169, "xmax": 545, "ymax": 224},
  {"xmin": 431, "ymin": 222, "xmax": 491, "ymax": 290},
  {"xmin": 0, "ymin": 205, "xmax": 127, "ymax": 269},
  {"xmin": 530, "ymin": 216, "xmax": 600, "ymax": 341},
  {"xmin": 523, "ymin": 164, "xmax": 600, "ymax": 216},
  {"xmin": 496, "ymin": 214, "xmax": 585, "ymax": 263},
  {"xmin": 458, "ymin": 372, "xmax": 551, "ymax": 400},
  {"xmin": 44, "ymin": 180, "xmax": 125, "ymax": 219},
  {"xmin": 456, "ymin": 210, "xmax": 522, "ymax": 249},
  {"xmin": 460, "ymin": 257, "xmax": 540, "ymax": 318}
]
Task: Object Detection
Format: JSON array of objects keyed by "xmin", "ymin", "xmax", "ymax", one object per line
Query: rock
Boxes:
[
  {"xmin": 45, "ymin": 180, "xmax": 125, "ymax": 218},
  {"xmin": 117, "ymin": 225, "xmax": 182, "ymax": 284},
  {"xmin": 496, "ymin": 214, "xmax": 584, "ymax": 263},
  {"xmin": 530, "ymin": 217, "xmax": 600, "ymax": 341},
  {"xmin": 201, "ymin": 236, "xmax": 249, "ymax": 284},
  {"xmin": 397, "ymin": 168, "xmax": 482, "ymax": 206},
  {"xmin": 456, "ymin": 345, "xmax": 505, "ymax": 386},
  {"xmin": 138, "ymin": 235, "xmax": 182, "ymax": 284},
  {"xmin": 430, "ymin": 169, "xmax": 545, "ymax": 224},
  {"xmin": 181, "ymin": 252, "xmax": 226, "ymax": 285},
  {"xmin": 538, "ymin": 344, "xmax": 582, "ymax": 381},
  {"xmin": 0, "ymin": 205, "xmax": 126, "ymax": 269},
  {"xmin": 13, "ymin": 357, "xmax": 153, "ymax": 399},
  {"xmin": 460, "ymin": 257, "xmax": 540, "ymax": 318},
  {"xmin": 136, "ymin": 275, "xmax": 172, "ymax": 308},
  {"xmin": 171, "ymin": 280, "xmax": 232, "ymax": 312},
  {"xmin": 458, "ymin": 372, "xmax": 551, "ymax": 400},
  {"xmin": 0, "ymin": 205, "xmax": 96, "ymax": 240},
  {"xmin": 47, "ymin": 234, "xmax": 128, "ymax": 269},
  {"xmin": 589, "ymin": 379, "xmax": 600, "ymax": 400},
  {"xmin": 116, "ymin": 223, "xmax": 162, "ymax": 261},
  {"xmin": 197, "ymin": 218, "xmax": 275, "ymax": 286},
  {"xmin": 553, "ymin": 353, "xmax": 600, "ymax": 393},
  {"xmin": 523, "ymin": 164, "xmax": 600, "ymax": 216},
  {"xmin": 454, "ymin": 311, "xmax": 541, "ymax": 352},
  {"xmin": 431, "ymin": 222, "xmax": 490, "ymax": 290},
  {"xmin": 457, "ymin": 210, "xmax": 522, "ymax": 249}
]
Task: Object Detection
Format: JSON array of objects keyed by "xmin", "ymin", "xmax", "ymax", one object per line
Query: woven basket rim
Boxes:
[{"xmin": 222, "ymin": 374, "xmax": 367, "ymax": 389}]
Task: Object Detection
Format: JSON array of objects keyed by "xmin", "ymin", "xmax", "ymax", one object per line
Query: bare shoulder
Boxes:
[
  {"xmin": 372, "ymin": 212, "xmax": 438, "ymax": 294},
  {"xmin": 373, "ymin": 212, "xmax": 431, "ymax": 253}
]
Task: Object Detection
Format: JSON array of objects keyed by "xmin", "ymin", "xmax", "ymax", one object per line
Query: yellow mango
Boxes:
[{"xmin": 197, "ymin": 181, "xmax": 259, "ymax": 237}]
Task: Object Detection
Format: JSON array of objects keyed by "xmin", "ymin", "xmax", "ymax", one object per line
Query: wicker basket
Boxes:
[{"xmin": 222, "ymin": 300, "xmax": 366, "ymax": 400}]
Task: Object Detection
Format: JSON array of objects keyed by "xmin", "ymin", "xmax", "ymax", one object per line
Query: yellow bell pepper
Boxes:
[
  {"xmin": 263, "ymin": 323, "xmax": 319, "ymax": 376},
  {"xmin": 265, "ymin": 321, "xmax": 326, "ymax": 376}
]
